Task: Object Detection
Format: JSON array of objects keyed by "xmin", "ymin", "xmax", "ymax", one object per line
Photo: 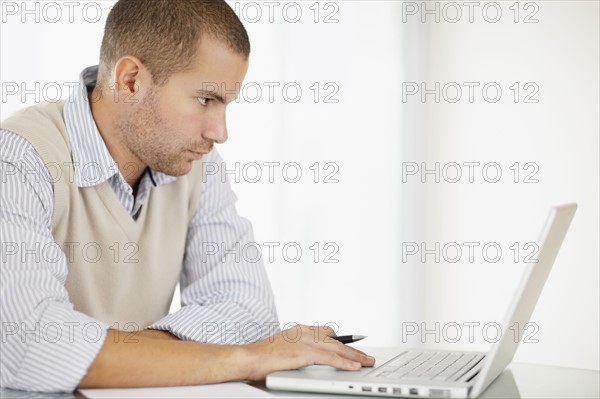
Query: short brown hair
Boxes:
[{"xmin": 98, "ymin": 0, "xmax": 250, "ymax": 86}]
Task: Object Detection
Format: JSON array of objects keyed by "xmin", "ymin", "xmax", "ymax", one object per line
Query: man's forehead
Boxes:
[
  {"xmin": 184, "ymin": 39, "xmax": 248, "ymax": 100},
  {"xmin": 191, "ymin": 37, "xmax": 249, "ymax": 72}
]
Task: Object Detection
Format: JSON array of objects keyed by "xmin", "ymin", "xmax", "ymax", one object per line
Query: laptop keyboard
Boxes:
[{"xmin": 367, "ymin": 351, "xmax": 485, "ymax": 382}]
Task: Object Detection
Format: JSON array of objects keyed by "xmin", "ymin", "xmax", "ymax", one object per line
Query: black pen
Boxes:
[{"xmin": 331, "ymin": 335, "xmax": 367, "ymax": 344}]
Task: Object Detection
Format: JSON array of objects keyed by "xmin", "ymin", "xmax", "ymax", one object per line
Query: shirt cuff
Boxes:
[{"xmin": 147, "ymin": 303, "xmax": 280, "ymax": 344}]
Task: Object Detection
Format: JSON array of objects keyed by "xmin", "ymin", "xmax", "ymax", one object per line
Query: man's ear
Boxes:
[{"xmin": 113, "ymin": 56, "xmax": 147, "ymax": 102}]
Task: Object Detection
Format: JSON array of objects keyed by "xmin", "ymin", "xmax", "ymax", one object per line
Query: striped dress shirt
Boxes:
[{"xmin": 0, "ymin": 66, "xmax": 279, "ymax": 392}]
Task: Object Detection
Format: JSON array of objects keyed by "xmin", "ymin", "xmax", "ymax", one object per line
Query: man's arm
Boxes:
[
  {"xmin": 148, "ymin": 149, "xmax": 279, "ymax": 343},
  {"xmin": 79, "ymin": 325, "xmax": 374, "ymax": 388},
  {"xmin": 136, "ymin": 329, "xmax": 179, "ymax": 340},
  {"xmin": 0, "ymin": 130, "xmax": 109, "ymax": 391}
]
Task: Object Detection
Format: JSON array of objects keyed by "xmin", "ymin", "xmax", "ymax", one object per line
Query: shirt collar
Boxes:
[{"xmin": 63, "ymin": 65, "xmax": 176, "ymax": 188}]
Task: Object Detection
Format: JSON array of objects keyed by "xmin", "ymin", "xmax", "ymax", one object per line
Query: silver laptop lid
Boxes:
[{"xmin": 471, "ymin": 203, "xmax": 577, "ymax": 397}]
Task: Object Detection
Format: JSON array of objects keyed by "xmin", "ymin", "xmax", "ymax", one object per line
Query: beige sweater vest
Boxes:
[{"xmin": 1, "ymin": 101, "xmax": 204, "ymax": 329}]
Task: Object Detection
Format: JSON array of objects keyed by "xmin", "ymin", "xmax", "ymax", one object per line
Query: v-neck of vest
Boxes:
[{"xmin": 93, "ymin": 181, "xmax": 150, "ymax": 236}]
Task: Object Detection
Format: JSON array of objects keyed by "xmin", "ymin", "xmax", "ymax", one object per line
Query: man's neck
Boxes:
[{"xmin": 89, "ymin": 85, "xmax": 146, "ymax": 188}]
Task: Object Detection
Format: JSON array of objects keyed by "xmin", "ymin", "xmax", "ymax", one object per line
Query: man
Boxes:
[{"xmin": 0, "ymin": 0, "xmax": 375, "ymax": 392}]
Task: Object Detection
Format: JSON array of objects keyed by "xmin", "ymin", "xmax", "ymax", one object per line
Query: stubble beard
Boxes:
[{"xmin": 116, "ymin": 88, "xmax": 193, "ymax": 177}]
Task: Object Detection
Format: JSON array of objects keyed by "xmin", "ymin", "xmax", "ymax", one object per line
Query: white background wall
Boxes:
[
  {"xmin": 412, "ymin": 1, "xmax": 599, "ymax": 371},
  {"xmin": 1, "ymin": 1, "xmax": 598, "ymax": 370}
]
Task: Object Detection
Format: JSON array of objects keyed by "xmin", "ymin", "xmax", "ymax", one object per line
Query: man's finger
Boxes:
[
  {"xmin": 313, "ymin": 350, "xmax": 363, "ymax": 371},
  {"xmin": 332, "ymin": 343, "xmax": 376, "ymax": 366}
]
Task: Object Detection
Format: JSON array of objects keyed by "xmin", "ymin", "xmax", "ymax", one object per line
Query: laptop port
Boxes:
[
  {"xmin": 362, "ymin": 386, "xmax": 372, "ymax": 392},
  {"xmin": 409, "ymin": 388, "xmax": 418, "ymax": 395},
  {"xmin": 429, "ymin": 388, "xmax": 451, "ymax": 398},
  {"xmin": 378, "ymin": 387, "xmax": 388, "ymax": 393},
  {"xmin": 392, "ymin": 387, "xmax": 402, "ymax": 394}
]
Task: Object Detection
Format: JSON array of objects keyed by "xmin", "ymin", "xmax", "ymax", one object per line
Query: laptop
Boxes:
[{"xmin": 266, "ymin": 203, "xmax": 577, "ymax": 398}]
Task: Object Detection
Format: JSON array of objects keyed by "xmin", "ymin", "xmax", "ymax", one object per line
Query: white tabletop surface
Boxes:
[{"xmin": 1, "ymin": 360, "xmax": 598, "ymax": 398}]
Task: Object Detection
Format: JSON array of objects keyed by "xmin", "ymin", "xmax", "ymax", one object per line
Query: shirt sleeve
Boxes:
[
  {"xmin": 0, "ymin": 129, "xmax": 108, "ymax": 392},
  {"xmin": 148, "ymin": 149, "xmax": 280, "ymax": 344}
]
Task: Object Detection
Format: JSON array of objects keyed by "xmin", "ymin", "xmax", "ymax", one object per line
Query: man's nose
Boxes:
[{"xmin": 202, "ymin": 112, "xmax": 228, "ymax": 144}]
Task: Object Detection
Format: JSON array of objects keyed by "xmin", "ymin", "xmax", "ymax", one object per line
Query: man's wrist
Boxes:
[
  {"xmin": 234, "ymin": 342, "xmax": 269, "ymax": 381},
  {"xmin": 134, "ymin": 330, "xmax": 260, "ymax": 381},
  {"xmin": 137, "ymin": 329, "xmax": 180, "ymax": 340}
]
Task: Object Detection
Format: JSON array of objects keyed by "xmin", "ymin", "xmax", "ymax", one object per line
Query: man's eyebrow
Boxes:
[{"xmin": 195, "ymin": 90, "xmax": 226, "ymax": 104}]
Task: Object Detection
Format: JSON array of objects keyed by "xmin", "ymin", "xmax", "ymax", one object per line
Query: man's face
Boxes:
[{"xmin": 117, "ymin": 38, "xmax": 248, "ymax": 177}]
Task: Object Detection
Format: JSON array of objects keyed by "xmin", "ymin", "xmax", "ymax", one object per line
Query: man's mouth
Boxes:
[{"xmin": 188, "ymin": 150, "xmax": 206, "ymax": 160}]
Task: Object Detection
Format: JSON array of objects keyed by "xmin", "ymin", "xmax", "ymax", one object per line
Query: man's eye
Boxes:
[{"xmin": 198, "ymin": 96, "xmax": 210, "ymax": 106}]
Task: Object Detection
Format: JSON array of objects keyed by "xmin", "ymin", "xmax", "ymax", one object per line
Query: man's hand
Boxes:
[
  {"xmin": 78, "ymin": 324, "xmax": 375, "ymax": 389},
  {"xmin": 242, "ymin": 324, "xmax": 375, "ymax": 381}
]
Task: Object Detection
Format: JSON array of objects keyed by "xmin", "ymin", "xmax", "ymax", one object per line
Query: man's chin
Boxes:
[{"xmin": 154, "ymin": 161, "xmax": 195, "ymax": 177}]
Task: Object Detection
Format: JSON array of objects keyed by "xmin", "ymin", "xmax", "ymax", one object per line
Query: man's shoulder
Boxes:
[
  {"xmin": 1, "ymin": 101, "xmax": 71, "ymax": 162},
  {"xmin": 1, "ymin": 100, "xmax": 66, "ymax": 125},
  {"xmin": 1, "ymin": 101, "xmax": 67, "ymax": 142}
]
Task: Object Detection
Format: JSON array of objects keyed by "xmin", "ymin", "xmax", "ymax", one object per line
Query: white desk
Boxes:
[
  {"xmin": 1, "ymin": 362, "xmax": 597, "ymax": 398},
  {"xmin": 496, "ymin": 363, "xmax": 599, "ymax": 398}
]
